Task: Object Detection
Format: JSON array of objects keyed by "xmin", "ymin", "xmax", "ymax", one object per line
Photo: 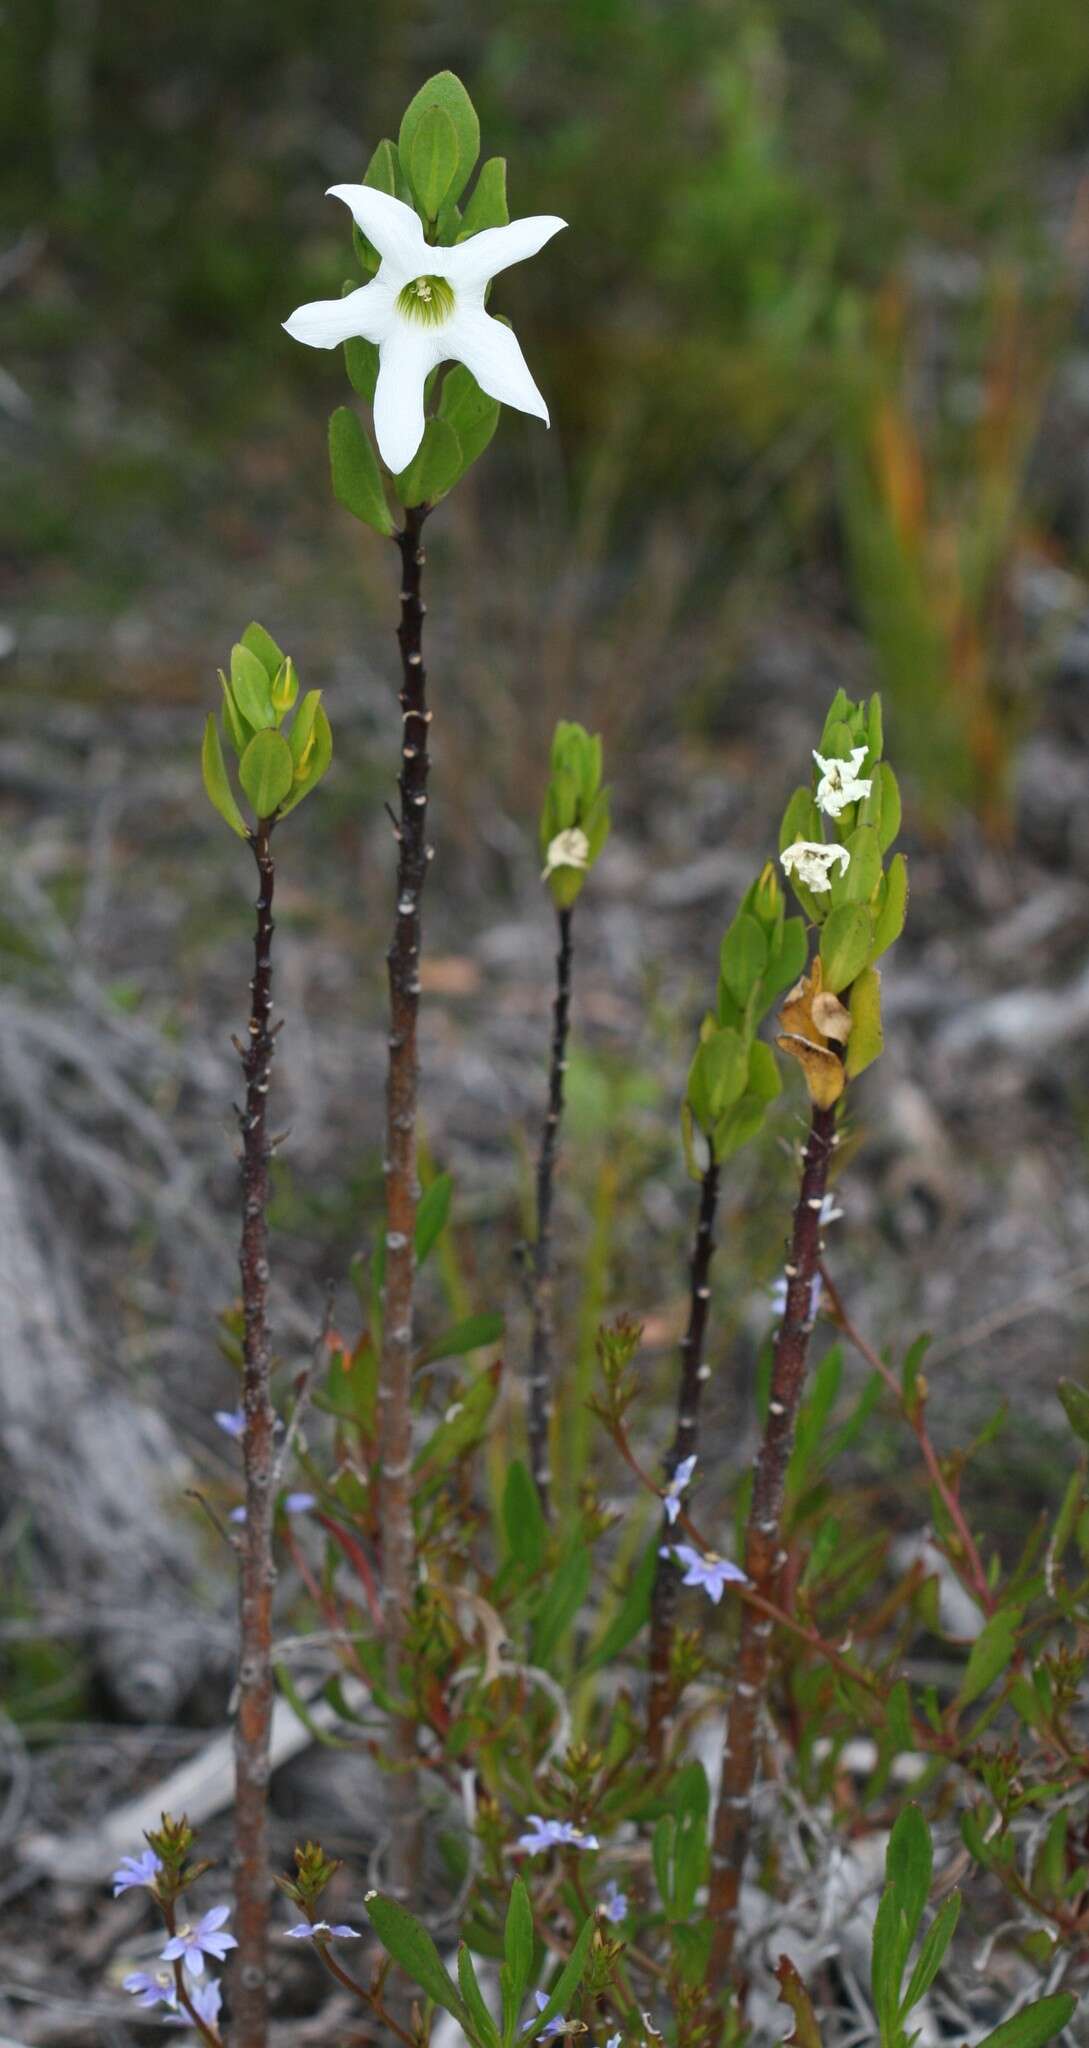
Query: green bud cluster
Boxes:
[
  {"xmin": 143, "ymin": 1811, "xmax": 212, "ymax": 1903},
  {"xmin": 202, "ymin": 622, "xmax": 333, "ymax": 836},
  {"xmin": 778, "ymin": 689, "xmax": 908, "ymax": 1083},
  {"xmin": 329, "ymin": 73, "xmax": 515, "ymax": 523},
  {"xmin": 539, "ymin": 721, "xmax": 611, "ymax": 909},
  {"xmin": 684, "ymin": 861, "xmax": 804, "ymax": 1172},
  {"xmin": 275, "ymin": 1840, "xmax": 342, "ymax": 1912}
]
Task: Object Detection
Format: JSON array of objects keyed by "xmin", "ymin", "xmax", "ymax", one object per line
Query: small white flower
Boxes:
[
  {"xmin": 780, "ymin": 840, "xmax": 850, "ymax": 895},
  {"xmin": 819, "ymin": 1192, "xmax": 844, "ymax": 1226},
  {"xmin": 813, "ymin": 747, "xmax": 872, "ymax": 819},
  {"xmin": 541, "ymin": 827, "xmax": 590, "ymax": 881},
  {"xmin": 662, "ymin": 1454, "xmax": 696, "ymax": 1525},
  {"xmin": 284, "ymin": 188, "xmax": 566, "ymax": 473}
]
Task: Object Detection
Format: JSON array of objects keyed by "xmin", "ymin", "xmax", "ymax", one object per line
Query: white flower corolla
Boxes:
[
  {"xmin": 780, "ymin": 840, "xmax": 850, "ymax": 895},
  {"xmin": 813, "ymin": 747, "xmax": 872, "ymax": 819},
  {"xmin": 284, "ymin": 187, "xmax": 566, "ymax": 473},
  {"xmin": 541, "ymin": 827, "xmax": 590, "ymax": 881}
]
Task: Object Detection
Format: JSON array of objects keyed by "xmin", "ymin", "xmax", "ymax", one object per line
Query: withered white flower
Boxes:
[
  {"xmin": 813, "ymin": 746, "xmax": 872, "ymax": 819},
  {"xmin": 284, "ymin": 187, "xmax": 565, "ymax": 473},
  {"xmin": 542, "ymin": 826, "xmax": 590, "ymax": 881},
  {"xmin": 780, "ymin": 840, "xmax": 850, "ymax": 894}
]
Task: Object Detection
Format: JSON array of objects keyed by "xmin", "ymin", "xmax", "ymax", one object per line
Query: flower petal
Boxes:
[
  {"xmin": 283, "ymin": 278, "xmax": 396, "ymax": 351},
  {"xmin": 373, "ymin": 326, "xmax": 441, "ymax": 473},
  {"xmin": 326, "ymin": 186, "xmax": 427, "ymax": 282},
  {"xmin": 444, "ymin": 307, "xmax": 549, "ymax": 424},
  {"xmin": 437, "ymin": 215, "xmax": 566, "ymax": 295}
]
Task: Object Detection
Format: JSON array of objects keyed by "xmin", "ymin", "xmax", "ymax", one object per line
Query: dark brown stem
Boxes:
[
  {"xmin": 379, "ymin": 502, "xmax": 432, "ymax": 1907},
  {"xmin": 646, "ymin": 1157, "xmax": 720, "ymax": 1762},
  {"xmin": 706, "ymin": 1101, "xmax": 836, "ymax": 1997},
  {"xmin": 312, "ymin": 1942, "xmax": 418, "ymax": 2048},
  {"xmin": 232, "ymin": 817, "xmax": 278, "ymax": 2048},
  {"xmin": 527, "ymin": 903, "xmax": 574, "ymax": 1518}
]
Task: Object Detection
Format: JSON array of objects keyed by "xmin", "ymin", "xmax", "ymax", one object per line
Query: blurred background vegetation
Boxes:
[{"xmin": 5, "ymin": 0, "xmax": 1089, "ymax": 817}]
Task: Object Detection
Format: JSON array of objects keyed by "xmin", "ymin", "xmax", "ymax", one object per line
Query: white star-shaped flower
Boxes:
[
  {"xmin": 284, "ymin": 187, "xmax": 566, "ymax": 473},
  {"xmin": 780, "ymin": 840, "xmax": 850, "ymax": 895},
  {"xmin": 813, "ymin": 747, "xmax": 872, "ymax": 819},
  {"xmin": 541, "ymin": 827, "xmax": 590, "ymax": 881}
]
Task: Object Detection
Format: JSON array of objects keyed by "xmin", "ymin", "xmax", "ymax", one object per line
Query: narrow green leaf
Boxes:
[
  {"xmin": 330, "ymin": 405, "xmax": 394, "ymax": 534},
  {"xmin": 365, "ymin": 1894, "xmax": 472, "ymax": 2029},
  {"xmin": 399, "ymin": 72, "xmax": 480, "ymax": 208},
  {"xmin": 239, "ymin": 729, "xmax": 295, "ymax": 819},
  {"xmin": 526, "ymin": 1917, "xmax": 595, "ymax": 2040},
  {"xmin": 846, "ymin": 964, "xmax": 883, "ymax": 1078},
  {"xmin": 975, "ymin": 1995, "xmax": 1077, "ymax": 2048},
  {"xmin": 887, "ymin": 1804, "xmax": 932, "ymax": 1946},
  {"xmin": 900, "ymin": 1893, "xmax": 960, "ymax": 2014},
  {"xmin": 502, "ymin": 1880, "xmax": 534, "ymax": 2040},
  {"xmin": 503, "ymin": 1461, "xmax": 546, "ymax": 1572},
  {"xmin": 871, "ymin": 853, "xmax": 908, "ymax": 960},
  {"xmin": 439, "ymin": 362, "xmax": 500, "ymax": 471},
  {"xmin": 460, "ymin": 156, "xmax": 509, "ymax": 236},
  {"xmin": 408, "ymin": 104, "xmax": 459, "ymax": 219},
  {"xmin": 957, "ymin": 1605, "xmax": 1022, "ymax": 1708},
  {"xmin": 877, "ymin": 762, "xmax": 901, "ymax": 851},
  {"xmin": 418, "ymin": 1312, "xmax": 505, "ymax": 1367},
  {"xmin": 240, "ymin": 621, "xmax": 285, "ymax": 682},
  {"xmin": 583, "ymin": 1533, "xmax": 657, "ymax": 1673},
  {"xmin": 416, "ymin": 1172, "xmax": 453, "ymax": 1263},
  {"xmin": 838, "ymin": 823, "xmax": 882, "ymax": 905},
  {"xmin": 1057, "ymin": 1379, "xmax": 1089, "ymax": 1446},
  {"xmin": 458, "ymin": 1944, "xmax": 500, "ymax": 2048},
  {"xmin": 201, "ymin": 715, "xmax": 247, "ymax": 838},
  {"xmin": 396, "ymin": 416, "xmax": 463, "ymax": 507},
  {"xmin": 279, "ymin": 702, "xmax": 332, "ymax": 815},
  {"xmin": 819, "ymin": 903, "xmax": 874, "ymax": 993},
  {"xmin": 230, "ymin": 642, "xmax": 275, "ymax": 730},
  {"xmin": 775, "ymin": 1956, "xmax": 824, "ymax": 2048},
  {"xmin": 531, "ymin": 1542, "xmax": 590, "ymax": 1667}
]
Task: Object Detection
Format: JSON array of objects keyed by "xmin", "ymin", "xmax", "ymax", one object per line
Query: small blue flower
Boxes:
[
  {"xmin": 214, "ymin": 1408, "xmax": 245, "ymax": 1440},
  {"xmin": 283, "ymin": 1492, "xmax": 316, "ymax": 1514},
  {"xmin": 111, "ymin": 1847, "xmax": 163, "ymax": 1896},
  {"xmin": 124, "ymin": 1968, "xmax": 178, "ymax": 2010},
  {"xmin": 160, "ymin": 1905, "xmax": 237, "ymax": 1977},
  {"xmin": 524, "ymin": 1991, "xmax": 566, "ymax": 2040},
  {"xmin": 658, "ymin": 1544, "xmax": 748, "ymax": 1605},
  {"xmin": 184, "ymin": 1976, "xmax": 223, "ymax": 2029},
  {"xmin": 599, "ymin": 1879, "xmax": 628, "ymax": 1924},
  {"xmin": 662, "ymin": 1455, "xmax": 696, "ymax": 1526},
  {"xmin": 605, "ymin": 2035, "xmax": 622, "ymax": 2048},
  {"xmin": 284, "ymin": 1920, "xmax": 361, "ymax": 1940},
  {"xmin": 768, "ymin": 1272, "xmax": 823, "ymax": 1322},
  {"xmin": 516, "ymin": 1815, "xmax": 600, "ymax": 1855}
]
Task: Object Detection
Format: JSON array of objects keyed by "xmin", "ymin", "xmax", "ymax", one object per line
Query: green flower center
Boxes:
[{"xmin": 396, "ymin": 274, "xmax": 455, "ymax": 326}]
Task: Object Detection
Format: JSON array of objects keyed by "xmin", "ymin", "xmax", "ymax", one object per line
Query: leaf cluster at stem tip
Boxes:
[
  {"xmin": 201, "ymin": 622, "xmax": 333, "ymax": 836},
  {"xmin": 539, "ymin": 721, "xmax": 611, "ymax": 907}
]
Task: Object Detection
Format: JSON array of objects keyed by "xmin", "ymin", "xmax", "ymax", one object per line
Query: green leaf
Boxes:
[
  {"xmin": 230, "ymin": 641, "xmax": 276, "ymax": 730},
  {"xmin": 819, "ymin": 904, "xmax": 874, "ymax": 993},
  {"xmin": 503, "ymin": 1461, "xmax": 547, "ymax": 1572},
  {"xmin": 416, "ymin": 1172, "xmax": 453, "ymax": 1263},
  {"xmin": 439, "ymin": 362, "xmax": 500, "ymax": 472},
  {"xmin": 957, "ymin": 1604, "xmax": 1022, "ymax": 1708},
  {"xmin": 525, "ymin": 1917, "xmax": 595, "ymax": 2041},
  {"xmin": 838, "ymin": 823, "xmax": 882, "ymax": 905},
  {"xmin": 886, "ymin": 1804, "xmax": 932, "ymax": 1950},
  {"xmin": 458, "ymin": 1944, "xmax": 500, "ymax": 2048},
  {"xmin": 583, "ymin": 1534, "xmax": 657, "ymax": 1673},
  {"xmin": 365, "ymin": 1894, "xmax": 472, "ymax": 2029},
  {"xmin": 396, "ymin": 416, "xmax": 463, "ymax": 506},
  {"xmin": 720, "ymin": 912, "xmax": 768, "ymax": 1010},
  {"xmin": 775, "ymin": 1956, "xmax": 824, "ymax": 2048},
  {"xmin": 201, "ymin": 715, "xmax": 247, "ymax": 838},
  {"xmin": 871, "ymin": 853, "xmax": 908, "ymax": 960},
  {"xmin": 532, "ymin": 1542, "xmax": 590, "ymax": 1667},
  {"xmin": 867, "ymin": 693, "xmax": 884, "ymax": 762},
  {"xmin": 353, "ymin": 139, "xmax": 401, "ymax": 272},
  {"xmin": 687, "ymin": 1025, "xmax": 749, "ymax": 1131},
  {"xmin": 240, "ymin": 621, "xmax": 285, "ymax": 681},
  {"xmin": 1057, "ymin": 1378, "xmax": 1089, "ymax": 1445},
  {"xmin": 329, "ymin": 405, "xmax": 394, "ymax": 534},
  {"xmin": 460, "ymin": 156, "xmax": 509, "ymax": 236},
  {"xmin": 974, "ymin": 1995, "xmax": 1077, "ymax": 2048},
  {"xmin": 413, "ymin": 1365, "xmax": 500, "ymax": 1490},
  {"xmin": 220, "ymin": 670, "xmax": 252, "ymax": 754},
  {"xmin": 877, "ymin": 762, "xmax": 901, "ymax": 851},
  {"xmin": 408, "ymin": 104, "xmax": 460, "ymax": 220},
  {"xmin": 418, "ymin": 1312, "xmax": 504, "ymax": 1366},
  {"xmin": 846, "ymin": 965, "xmax": 883, "ymax": 1078},
  {"xmin": 502, "ymin": 1880, "xmax": 535, "ymax": 2041},
  {"xmin": 279, "ymin": 702, "xmax": 333, "ymax": 815},
  {"xmin": 896, "ymin": 1884, "xmax": 957, "ymax": 2015},
  {"xmin": 341, "ymin": 281, "xmax": 379, "ymax": 400},
  {"xmin": 239, "ymin": 729, "xmax": 295, "ymax": 818},
  {"xmin": 399, "ymin": 72, "xmax": 480, "ymax": 209},
  {"xmin": 870, "ymin": 1887, "xmax": 907, "ymax": 2039}
]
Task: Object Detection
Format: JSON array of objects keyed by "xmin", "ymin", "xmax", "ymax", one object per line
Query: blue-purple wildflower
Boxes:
[
  {"xmin": 124, "ymin": 1968, "xmax": 178, "ymax": 2011},
  {"xmin": 662, "ymin": 1455, "xmax": 696, "ymax": 1525},
  {"xmin": 214, "ymin": 1408, "xmax": 245, "ymax": 1440},
  {"xmin": 524, "ymin": 1991, "xmax": 567, "ymax": 2040},
  {"xmin": 184, "ymin": 1977, "xmax": 224, "ymax": 2029},
  {"xmin": 160, "ymin": 1905, "xmax": 237, "ymax": 1977},
  {"xmin": 516, "ymin": 1815, "xmax": 600, "ymax": 1855},
  {"xmin": 659, "ymin": 1543, "xmax": 748, "ymax": 1605},
  {"xmin": 599, "ymin": 1878, "xmax": 628, "ymax": 1923},
  {"xmin": 111, "ymin": 1847, "xmax": 163, "ymax": 1896},
  {"xmin": 284, "ymin": 1920, "xmax": 360, "ymax": 1940}
]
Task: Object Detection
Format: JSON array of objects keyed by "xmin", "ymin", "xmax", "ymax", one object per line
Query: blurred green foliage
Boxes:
[{"xmin": 5, "ymin": 0, "xmax": 1089, "ymax": 813}]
